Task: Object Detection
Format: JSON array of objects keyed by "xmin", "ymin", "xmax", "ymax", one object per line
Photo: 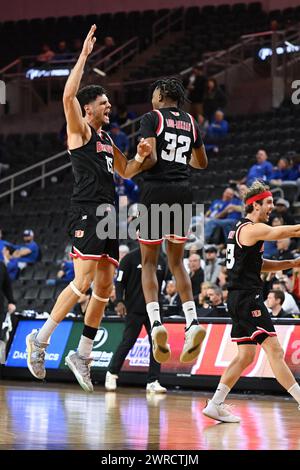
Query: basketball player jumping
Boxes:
[
  {"xmin": 138, "ymin": 78, "xmax": 208, "ymax": 363},
  {"xmin": 26, "ymin": 25, "xmax": 152, "ymax": 392},
  {"xmin": 203, "ymin": 181, "xmax": 300, "ymax": 422}
]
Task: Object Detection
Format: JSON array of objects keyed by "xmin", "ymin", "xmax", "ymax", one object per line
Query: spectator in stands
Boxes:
[
  {"xmin": 204, "ymin": 187, "xmax": 243, "ymax": 243},
  {"xmin": 103, "ymin": 36, "xmax": 116, "ymax": 56},
  {"xmin": 266, "ymin": 289, "xmax": 290, "ymax": 318},
  {"xmin": 2, "ymin": 246, "xmax": 19, "ymax": 281},
  {"xmin": 196, "ymin": 114, "xmax": 209, "ymax": 139},
  {"xmin": 47, "ymin": 258, "xmax": 75, "ymax": 286},
  {"xmin": 109, "ymin": 122, "xmax": 130, "ymax": 156},
  {"xmin": 36, "ymin": 44, "xmax": 55, "ymax": 63},
  {"xmin": 203, "ymin": 78, "xmax": 226, "ymax": 120},
  {"xmin": 270, "ymin": 198, "xmax": 295, "ymax": 225},
  {"xmin": 0, "ymin": 261, "xmax": 16, "ymax": 357},
  {"xmin": 54, "ymin": 40, "xmax": 71, "ymax": 60},
  {"xmin": 272, "ymin": 238, "xmax": 294, "ymax": 276},
  {"xmin": 246, "ymin": 149, "xmax": 273, "ymax": 186},
  {"xmin": 0, "ymin": 229, "xmax": 12, "ymax": 262},
  {"xmin": 115, "ymin": 174, "xmax": 140, "ymax": 205},
  {"xmin": 217, "ymin": 264, "xmax": 228, "ymax": 288},
  {"xmin": 112, "ymin": 104, "xmax": 137, "ymax": 127},
  {"xmin": 207, "ymin": 110, "xmax": 229, "ymax": 140},
  {"xmin": 195, "ymin": 281, "xmax": 214, "ymax": 307},
  {"xmin": 197, "ymin": 285, "xmax": 229, "ymax": 317},
  {"xmin": 271, "ymin": 279, "xmax": 300, "ymax": 315},
  {"xmin": 186, "ymin": 65, "xmax": 207, "ymax": 118},
  {"xmin": 12, "ymin": 229, "xmax": 40, "ymax": 269},
  {"xmin": 188, "ymin": 253, "xmax": 204, "ymax": 297},
  {"xmin": 204, "ymin": 245, "xmax": 221, "ymax": 283},
  {"xmin": 72, "ymin": 38, "xmax": 83, "ymax": 56},
  {"xmin": 270, "ymin": 157, "xmax": 293, "ymax": 185},
  {"xmin": 119, "ymin": 244, "xmax": 130, "ymax": 261},
  {"xmin": 264, "ymin": 216, "xmax": 284, "ymax": 259},
  {"xmin": 163, "ymin": 280, "xmax": 181, "ymax": 307},
  {"xmin": 221, "ymin": 283, "xmax": 228, "ymax": 304},
  {"xmin": 288, "ymin": 155, "xmax": 300, "ymax": 181}
]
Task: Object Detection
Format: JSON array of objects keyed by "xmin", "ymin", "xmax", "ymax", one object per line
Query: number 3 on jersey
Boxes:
[
  {"xmin": 226, "ymin": 243, "xmax": 235, "ymax": 269},
  {"xmin": 161, "ymin": 132, "xmax": 191, "ymax": 164},
  {"xmin": 105, "ymin": 156, "xmax": 114, "ymax": 174}
]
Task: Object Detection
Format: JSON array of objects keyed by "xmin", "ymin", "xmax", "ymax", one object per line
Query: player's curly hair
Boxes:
[
  {"xmin": 77, "ymin": 85, "xmax": 107, "ymax": 116},
  {"xmin": 150, "ymin": 77, "xmax": 187, "ymax": 108},
  {"xmin": 244, "ymin": 180, "xmax": 270, "ymax": 214}
]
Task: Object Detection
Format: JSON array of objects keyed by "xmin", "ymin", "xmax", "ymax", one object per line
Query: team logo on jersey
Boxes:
[
  {"xmin": 228, "ymin": 230, "xmax": 235, "ymax": 239},
  {"xmin": 75, "ymin": 230, "xmax": 84, "ymax": 238},
  {"xmin": 96, "ymin": 141, "xmax": 113, "ymax": 155},
  {"xmin": 251, "ymin": 309, "xmax": 262, "ymax": 317}
]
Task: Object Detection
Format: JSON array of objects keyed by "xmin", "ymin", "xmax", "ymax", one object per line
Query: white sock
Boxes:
[
  {"xmin": 36, "ymin": 317, "xmax": 58, "ymax": 344},
  {"xmin": 78, "ymin": 335, "xmax": 94, "ymax": 358},
  {"xmin": 146, "ymin": 302, "xmax": 161, "ymax": 327},
  {"xmin": 288, "ymin": 383, "xmax": 300, "ymax": 405},
  {"xmin": 211, "ymin": 382, "xmax": 231, "ymax": 405},
  {"xmin": 182, "ymin": 301, "xmax": 197, "ymax": 328}
]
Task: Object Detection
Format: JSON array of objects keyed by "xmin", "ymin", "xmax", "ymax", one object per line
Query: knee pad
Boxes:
[
  {"xmin": 70, "ymin": 281, "xmax": 86, "ymax": 297},
  {"xmin": 92, "ymin": 292, "xmax": 109, "ymax": 303}
]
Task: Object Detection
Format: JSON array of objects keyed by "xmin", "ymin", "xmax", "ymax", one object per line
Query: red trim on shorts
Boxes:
[
  {"xmin": 71, "ymin": 247, "xmax": 119, "ymax": 267},
  {"xmin": 154, "ymin": 110, "xmax": 164, "ymax": 136},
  {"xmin": 232, "ymin": 327, "xmax": 277, "ymax": 343},
  {"xmin": 137, "ymin": 237, "xmax": 163, "ymax": 245},
  {"xmin": 165, "ymin": 234, "xmax": 188, "ymax": 243}
]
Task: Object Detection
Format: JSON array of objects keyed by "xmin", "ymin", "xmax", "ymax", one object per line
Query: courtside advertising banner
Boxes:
[{"xmin": 6, "ymin": 320, "xmax": 300, "ymax": 379}]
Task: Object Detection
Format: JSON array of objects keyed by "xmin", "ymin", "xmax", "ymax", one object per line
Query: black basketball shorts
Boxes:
[
  {"xmin": 67, "ymin": 205, "xmax": 119, "ymax": 266},
  {"xmin": 137, "ymin": 180, "xmax": 193, "ymax": 244},
  {"xmin": 227, "ymin": 289, "xmax": 276, "ymax": 344}
]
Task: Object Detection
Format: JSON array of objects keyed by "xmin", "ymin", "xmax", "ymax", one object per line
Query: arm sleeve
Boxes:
[{"xmin": 139, "ymin": 112, "xmax": 158, "ymax": 139}]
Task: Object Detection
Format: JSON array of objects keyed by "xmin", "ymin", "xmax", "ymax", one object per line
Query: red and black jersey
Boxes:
[
  {"xmin": 226, "ymin": 218, "xmax": 264, "ymax": 291},
  {"xmin": 68, "ymin": 126, "xmax": 115, "ymax": 206},
  {"xmin": 139, "ymin": 107, "xmax": 203, "ymax": 182}
]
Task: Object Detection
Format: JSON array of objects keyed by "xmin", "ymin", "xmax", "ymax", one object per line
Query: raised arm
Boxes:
[
  {"xmin": 63, "ymin": 25, "xmax": 97, "ymax": 141},
  {"xmin": 113, "ymin": 138, "xmax": 155, "ymax": 179},
  {"xmin": 240, "ymin": 222, "xmax": 300, "ymax": 245}
]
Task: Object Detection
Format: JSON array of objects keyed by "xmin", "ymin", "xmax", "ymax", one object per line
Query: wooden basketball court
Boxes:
[{"xmin": 0, "ymin": 381, "xmax": 299, "ymax": 450}]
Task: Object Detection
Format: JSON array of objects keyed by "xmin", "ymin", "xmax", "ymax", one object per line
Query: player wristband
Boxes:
[{"xmin": 134, "ymin": 153, "xmax": 145, "ymax": 163}]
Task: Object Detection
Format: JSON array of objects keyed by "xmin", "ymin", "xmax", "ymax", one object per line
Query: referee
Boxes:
[{"xmin": 105, "ymin": 247, "xmax": 167, "ymax": 393}]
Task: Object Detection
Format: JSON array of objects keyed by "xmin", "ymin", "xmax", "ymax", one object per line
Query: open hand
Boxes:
[{"xmin": 82, "ymin": 24, "xmax": 97, "ymax": 57}]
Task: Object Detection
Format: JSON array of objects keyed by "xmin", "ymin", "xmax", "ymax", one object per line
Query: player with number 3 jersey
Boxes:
[{"xmin": 203, "ymin": 180, "xmax": 300, "ymax": 423}]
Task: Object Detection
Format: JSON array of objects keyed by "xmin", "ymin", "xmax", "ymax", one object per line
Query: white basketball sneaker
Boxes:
[{"xmin": 203, "ymin": 399, "xmax": 240, "ymax": 423}]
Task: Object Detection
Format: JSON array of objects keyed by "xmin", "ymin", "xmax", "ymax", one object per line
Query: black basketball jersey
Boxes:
[
  {"xmin": 226, "ymin": 218, "xmax": 264, "ymax": 291},
  {"xmin": 68, "ymin": 126, "xmax": 115, "ymax": 206},
  {"xmin": 139, "ymin": 107, "xmax": 203, "ymax": 182}
]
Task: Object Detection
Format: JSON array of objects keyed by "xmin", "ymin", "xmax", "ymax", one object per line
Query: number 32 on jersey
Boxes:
[{"xmin": 161, "ymin": 132, "xmax": 191, "ymax": 164}]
